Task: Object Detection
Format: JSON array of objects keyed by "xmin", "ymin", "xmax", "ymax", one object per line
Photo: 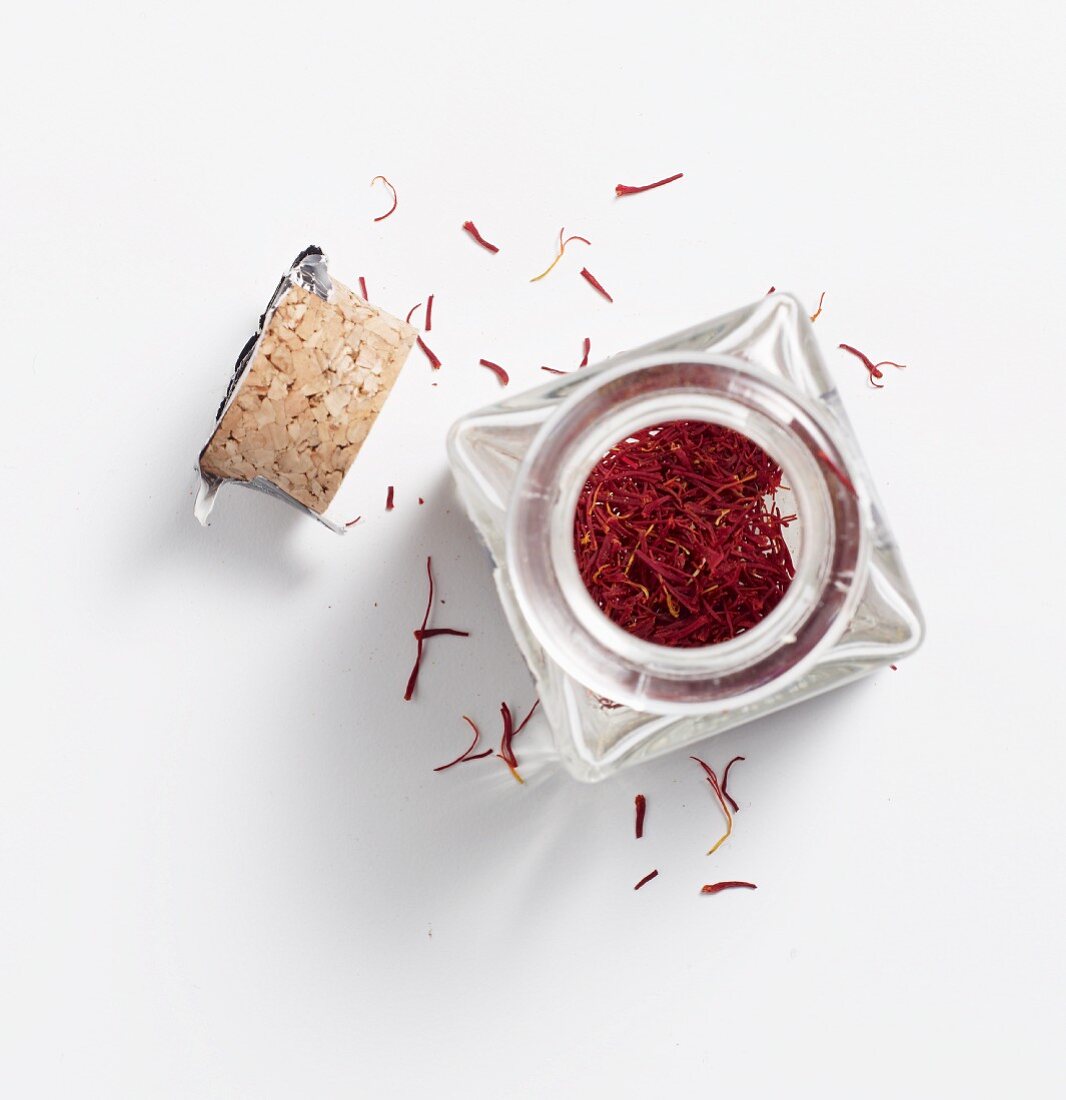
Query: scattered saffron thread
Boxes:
[
  {"xmin": 691, "ymin": 756, "xmax": 733, "ymax": 856},
  {"xmin": 359, "ymin": 276, "xmax": 368, "ymax": 300},
  {"xmin": 404, "ymin": 557, "xmax": 468, "ymax": 701},
  {"xmin": 580, "ymin": 267, "xmax": 614, "ymax": 302},
  {"xmin": 634, "ymin": 869, "xmax": 659, "ymax": 890},
  {"xmin": 386, "ymin": 485, "xmax": 395, "ymax": 511},
  {"xmin": 462, "ymin": 220, "xmax": 500, "ymax": 253},
  {"xmin": 839, "ymin": 343, "xmax": 907, "ymax": 389},
  {"xmin": 370, "ymin": 175, "xmax": 398, "ymax": 222},
  {"xmin": 425, "ymin": 294, "xmax": 435, "ymax": 332},
  {"xmin": 344, "ymin": 516, "xmax": 362, "ymax": 528},
  {"xmin": 615, "ymin": 172, "xmax": 684, "ymax": 196},
  {"xmin": 890, "ymin": 664, "xmax": 898, "ymax": 671},
  {"xmin": 405, "ymin": 305, "xmax": 442, "ymax": 369},
  {"xmin": 635, "ymin": 794, "xmax": 647, "ymax": 839},
  {"xmin": 530, "ymin": 227, "xmax": 591, "ymax": 282},
  {"xmin": 418, "ymin": 497, "xmax": 425, "ymax": 505},
  {"xmin": 541, "ymin": 338, "xmax": 593, "ymax": 377},
  {"xmin": 497, "ymin": 699, "xmax": 539, "ymax": 783},
  {"xmin": 809, "ymin": 291, "xmax": 826, "ymax": 323},
  {"xmin": 415, "ymin": 628, "xmax": 470, "ymax": 639},
  {"xmin": 720, "ymin": 755, "xmax": 745, "ymax": 814},
  {"xmin": 417, "ymin": 336, "xmax": 441, "ymax": 370},
  {"xmin": 434, "ymin": 715, "xmax": 494, "ymax": 772},
  {"xmin": 479, "ymin": 359, "xmax": 509, "ymax": 386},
  {"xmin": 766, "ymin": 286, "xmax": 776, "ymax": 295},
  {"xmin": 701, "ymin": 881, "xmax": 757, "ymax": 895}
]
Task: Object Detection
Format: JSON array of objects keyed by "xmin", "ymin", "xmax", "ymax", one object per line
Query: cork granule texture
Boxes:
[{"xmin": 200, "ymin": 281, "xmax": 415, "ymax": 513}]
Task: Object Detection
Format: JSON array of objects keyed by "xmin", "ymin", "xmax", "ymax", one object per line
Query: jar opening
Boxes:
[
  {"xmin": 572, "ymin": 419, "xmax": 799, "ymax": 649},
  {"xmin": 506, "ymin": 353, "xmax": 866, "ymax": 713}
]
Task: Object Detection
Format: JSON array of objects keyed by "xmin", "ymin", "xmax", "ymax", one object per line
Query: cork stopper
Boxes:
[{"xmin": 199, "ymin": 277, "xmax": 416, "ymax": 516}]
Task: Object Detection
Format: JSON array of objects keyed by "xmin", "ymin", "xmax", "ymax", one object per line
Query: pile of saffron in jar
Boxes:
[{"xmin": 573, "ymin": 420, "xmax": 796, "ymax": 647}]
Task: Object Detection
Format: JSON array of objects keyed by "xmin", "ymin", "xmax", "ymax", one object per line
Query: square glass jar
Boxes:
[{"xmin": 447, "ymin": 293, "xmax": 924, "ymax": 781}]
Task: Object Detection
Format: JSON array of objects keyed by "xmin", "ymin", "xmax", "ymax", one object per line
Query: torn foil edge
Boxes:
[{"xmin": 194, "ymin": 246, "xmax": 345, "ymax": 534}]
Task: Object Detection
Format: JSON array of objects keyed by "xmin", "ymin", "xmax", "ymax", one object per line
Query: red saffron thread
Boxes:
[
  {"xmin": 403, "ymin": 557, "xmax": 468, "ymax": 702},
  {"xmin": 815, "ymin": 449, "xmax": 857, "ymax": 497},
  {"xmin": 513, "ymin": 699, "xmax": 540, "ymax": 737},
  {"xmin": 634, "ymin": 869, "xmax": 659, "ymax": 890},
  {"xmin": 426, "ymin": 294, "xmax": 435, "ymax": 332},
  {"xmin": 701, "ymin": 881, "xmax": 757, "ymax": 895},
  {"xmin": 635, "ymin": 794, "xmax": 647, "ymax": 839},
  {"xmin": 766, "ymin": 286, "xmax": 776, "ymax": 295},
  {"xmin": 540, "ymin": 366, "xmax": 568, "ymax": 375},
  {"xmin": 890, "ymin": 663, "xmax": 898, "ymax": 670},
  {"xmin": 434, "ymin": 715, "xmax": 494, "ymax": 772},
  {"xmin": 462, "ymin": 220, "xmax": 500, "ymax": 253},
  {"xmin": 479, "ymin": 359, "xmax": 509, "ymax": 386},
  {"xmin": 344, "ymin": 516, "xmax": 362, "ymax": 528},
  {"xmin": 415, "ymin": 628, "xmax": 470, "ymax": 639},
  {"xmin": 839, "ymin": 343, "xmax": 907, "ymax": 389},
  {"xmin": 579, "ymin": 267, "xmax": 614, "ymax": 302},
  {"xmin": 386, "ymin": 485, "xmax": 395, "ymax": 511},
  {"xmin": 417, "ymin": 336, "xmax": 442, "ymax": 370},
  {"xmin": 579, "ymin": 337, "xmax": 591, "ymax": 368},
  {"xmin": 359, "ymin": 276, "xmax": 368, "ymax": 300},
  {"xmin": 370, "ymin": 175, "xmax": 398, "ymax": 222},
  {"xmin": 615, "ymin": 172, "xmax": 683, "ymax": 196},
  {"xmin": 691, "ymin": 756, "xmax": 733, "ymax": 856},
  {"xmin": 405, "ymin": 308, "xmax": 442, "ymax": 369},
  {"xmin": 809, "ymin": 291, "xmax": 826, "ymax": 323},
  {"xmin": 530, "ymin": 227, "xmax": 591, "ymax": 282},
  {"xmin": 720, "ymin": 755, "xmax": 745, "ymax": 814},
  {"xmin": 497, "ymin": 699, "xmax": 539, "ymax": 783},
  {"xmin": 574, "ymin": 420, "xmax": 796, "ymax": 647}
]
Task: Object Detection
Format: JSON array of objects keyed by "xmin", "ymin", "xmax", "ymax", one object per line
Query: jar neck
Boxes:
[{"xmin": 505, "ymin": 354, "xmax": 868, "ymax": 714}]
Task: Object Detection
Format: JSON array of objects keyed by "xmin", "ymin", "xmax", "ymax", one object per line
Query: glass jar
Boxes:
[{"xmin": 447, "ymin": 293, "xmax": 924, "ymax": 781}]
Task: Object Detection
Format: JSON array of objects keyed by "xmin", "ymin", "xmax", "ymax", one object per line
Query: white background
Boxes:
[{"xmin": 3, "ymin": 2, "xmax": 1065, "ymax": 1096}]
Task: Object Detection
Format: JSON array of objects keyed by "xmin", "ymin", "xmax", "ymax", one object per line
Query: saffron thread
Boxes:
[
  {"xmin": 426, "ymin": 294, "xmax": 434, "ymax": 332},
  {"xmin": 479, "ymin": 359, "xmax": 509, "ymax": 386},
  {"xmin": 615, "ymin": 172, "xmax": 683, "ymax": 196},
  {"xmin": 462, "ymin": 220, "xmax": 500, "ymax": 253},
  {"xmin": 497, "ymin": 699, "xmax": 539, "ymax": 783},
  {"xmin": 530, "ymin": 227, "xmax": 591, "ymax": 282},
  {"xmin": 403, "ymin": 557, "xmax": 468, "ymax": 702},
  {"xmin": 720, "ymin": 755, "xmax": 745, "ymax": 814},
  {"xmin": 809, "ymin": 291, "xmax": 826, "ymax": 323},
  {"xmin": 344, "ymin": 516, "xmax": 362, "ymax": 528},
  {"xmin": 358, "ymin": 276, "xmax": 368, "ymax": 300},
  {"xmin": 434, "ymin": 715, "xmax": 494, "ymax": 772},
  {"xmin": 815, "ymin": 449, "xmax": 857, "ymax": 497},
  {"xmin": 691, "ymin": 756, "xmax": 733, "ymax": 856},
  {"xmin": 385, "ymin": 485, "xmax": 395, "ymax": 511},
  {"xmin": 370, "ymin": 175, "xmax": 398, "ymax": 222},
  {"xmin": 634, "ymin": 869, "xmax": 659, "ymax": 890},
  {"xmin": 417, "ymin": 337, "xmax": 441, "ymax": 370},
  {"xmin": 579, "ymin": 267, "xmax": 614, "ymax": 303},
  {"xmin": 839, "ymin": 343, "xmax": 907, "ymax": 389},
  {"xmin": 701, "ymin": 881, "xmax": 757, "ymax": 895},
  {"xmin": 635, "ymin": 794, "xmax": 647, "ymax": 839}
]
